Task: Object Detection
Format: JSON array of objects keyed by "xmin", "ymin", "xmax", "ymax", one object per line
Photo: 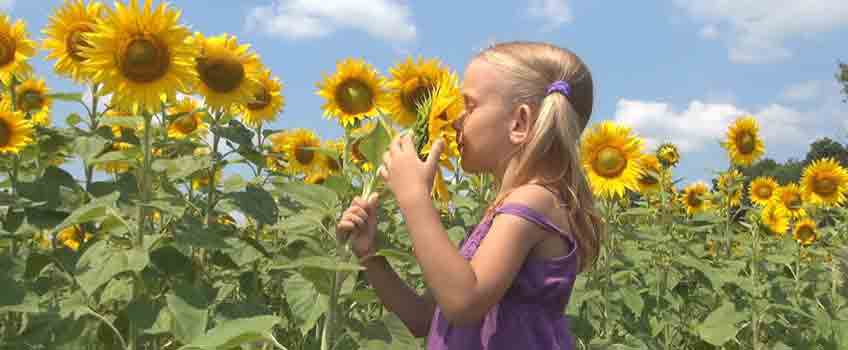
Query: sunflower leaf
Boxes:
[
  {"xmin": 213, "ymin": 120, "xmax": 254, "ymax": 147},
  {"xmin": 47, "ymin": 92, "xmax": 83, "ymax": 103},
  {"xmin": 358, "ymin": 120, "xmax": 391, "ymax": 166}
]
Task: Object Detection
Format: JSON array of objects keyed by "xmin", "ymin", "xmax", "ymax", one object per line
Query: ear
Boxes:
[{"xmin": 509, "ymin": 103, "xmax": 533, "ymax": 145}]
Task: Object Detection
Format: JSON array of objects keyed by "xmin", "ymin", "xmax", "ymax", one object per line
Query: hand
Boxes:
[
  {"xmin": 336, "ymin": 193, "xmax": 380, "ymax": 259},
  {"xmin": 380, "ymin": 133, "xmax": 446, "ymax": 205}
]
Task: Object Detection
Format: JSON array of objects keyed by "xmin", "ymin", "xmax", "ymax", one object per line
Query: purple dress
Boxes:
[{"xmin": 426, "ymin": 203, "xmax": 579, "ymax": 350}]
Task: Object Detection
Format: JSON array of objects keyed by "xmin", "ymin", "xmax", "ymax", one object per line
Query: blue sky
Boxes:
[{"xmin": 5, "ymin": 0, "xmax": 848, "ymax": 186}]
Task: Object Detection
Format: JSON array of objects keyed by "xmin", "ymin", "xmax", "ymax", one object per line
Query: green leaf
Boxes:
[
  {"xmin": 222, "ymin": 174, "xmax": 246, "ymax": 193},
  {"xmin": 101, "ymin": 115, "xmax": 143, "ymax": 129},
  {"xmin": 152, "ymin": 155, "xmax": 210, "ymax": 181},
  {"xmin": 620, "ymin": 288, "xmax": 644, "ymax": 316},
  {"xmin": 697, "ymin": 301, "xmax": 746, "ymax": 346},
  {"xmin": 271, "ymin": 255, "xmax": 364, "ymax": 272},
  {"xmin": 66, "ymin": 113, "xmax": 82, "ymax": 126},
  {"xmin": 348, "ymin": 313, "xmax": 421, "ymax": 350},
  {"xmin": 167, "ymin": 292, "xmax": 209, "ymax": 345},
  {"xmin": 358, "ymin": 119, "xmax": 392, "ymax": 166},
  {"xmin": 274, "ymin": 182, "xmax": 339, "ymax": 211},
  {"xmin": 0, "ymin": 275, "xmax": 25, "ymax": 307},
  {"xmin": 76, "ymin": 241, "xmax": 149, "ymax": 295},
  {"xmin": 177, "ymin": 316, "xmax": 282, "ymax": 350},
  {"xmin": 48, "ymin": 92, "xmax": 83, "ymax": 102},
  {"xmin": 53, "ymin": 192, "xmax": 120, "ymax": 234},
  {"xmin": 284, "ymin": 274, "xmax": 328, "ymax": 335},
  {"xmin": 72, "ymin": 136, "xmax": 109, "ymax": 163},
  {"xmin": 212, "ymin": 120, "xmax": 254, "ymax": 146},
  {"xmin": 227, "ymin": 185, "xmax": 278, "ymax": 226}
]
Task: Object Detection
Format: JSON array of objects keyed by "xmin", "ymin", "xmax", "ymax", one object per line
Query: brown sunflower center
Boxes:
[
  {"xmin": 197, "ymin": 55, "xmax": 245, "ymax": 93},
  {"xmin": 294, "ymin": 144, "xmax": 315, "ymax": 165},
  {"xmin": 755, "ymin": 186, "xmax": 772, "ymax": 199},
  {"xmin": 17, "ymin": 89, "xmax": 45, "ymax": 112},
  {"xmin": 0, "ymin": 32, "xmax": 15, "ymax": 67},
  {"xmin": 335, "ymin": 79, "xmax": 374, "ymax": 115},
  {"xmin": 687, "ymin": 191, "xmax": 704, "ymax": 207},
  {"xmin": 65, "ymin": 24, "xmax": 93, "ymax": 62},
  {"xmin": 639, "ymin": 170, "xmax": 658, "ymax": 186},
  {"xmin": 309, "ymin": 174, "xmax": 327, "ymax": 185},
  {"xmin": 593, "ymin": 147, "xmax": 627, "ymax": 177},
  {"xmin": 796, "ymin": 226, "xmax": 815, "ymax": 243},
  {"xmin": 401, "ymin": 80, "xmax": 431, "ymax": 116},
  {"xmin": 120, "ymin": 35, "xmax": 170, "ymax": 83},
  {"xmin": 812, "ymin": 177, "xmax": 837, "ymax": 196},
  {"xmin": 327, "ymin": 156, "xmax": 341, "ymax": 171},
  {"xmin": 173, "ymin": 114, "xmax": 198, "ymax": 134},
  {"xmin": 736, "ymin": 131, "xmax": 756, "ymax": 155},
  {"xmin": 785, "ymin": 192, "xmax": 802, "ymax": 209},
  {"xmin": 0, "ymin": 120, "xmax": 10, "ymax": 146},
  {"xmin": 247, "ymin": 87, "xmax": 270, "ymax": 110}
]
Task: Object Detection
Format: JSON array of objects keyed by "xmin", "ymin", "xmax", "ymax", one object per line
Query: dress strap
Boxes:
[{"xmin": 493, "ymin": 203, "xmax": 572, "ymax": 242}]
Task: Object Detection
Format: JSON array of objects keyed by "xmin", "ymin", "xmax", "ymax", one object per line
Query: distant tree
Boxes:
[
  {"xmin": 805, "ymin": 137, "xmax": 848, "ymax": 167},
  {"xmin": 839, "ymin": 61, "xmax": 848, "ymax": 102},
  {"xmin": 742, "ymin": 157, "xmax": 802, "ymax": 185}
]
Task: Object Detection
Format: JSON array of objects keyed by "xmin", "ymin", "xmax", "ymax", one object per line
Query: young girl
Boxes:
[{"xmin": 336, "ymin": 41, "xmax": 604, "ymax": 349}]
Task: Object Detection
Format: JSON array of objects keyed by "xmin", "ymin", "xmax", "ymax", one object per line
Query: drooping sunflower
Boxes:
[
  {"xmin": 0, "ymin": 110, "xmax": 34, "ymax": 154},
  {"xmin": 322, "ymin": 138, "xmax": 344, "ymax": 175},
  {"xmin": 656, "ymin": 142, "xmax": 680, "ymax": 168},
  {"xmin": 681, "ymin": 181, "xmax": 711, "ymax": 215},
  {"xmin": 42, "ymin": 0, "xmax": 104, "ymax": 82},
  {"xmin": 57, "ymin": 225, "xmax": 93, "ymax": 251},
  {"xmin": 722, "ymin": 116, "xmax": 764, "ymax": 167},
  {"xmin": 304, "ymin": 171, "xmax": 329, "ymax": 185},
  {"xmin": 386, "ymin": 56, "xmax": 451, "ymax": 127},
  {"xmin": 774, "ymin": 183, "xmax": 807, "ymax": 219},
  {"xmin": 233, "ymin": 68, "xmax": 284, "ymax": 127},
  {"xmin": 317, "ymin": 58, "xmax": 388, "ymax": 127},
  {"xmin": 800, "ymin": 157, "xmax": 848, "ymax": 207},
  {"xmin": 167, "ymin": 97, "xmax": 208, "ymax": 139},
  {"xmin": 749, "ymin": 176, "xmax": 778, "ymax": 206},
  {"xmin": 81, "ymin": 0, "xmax": 197, "ymax": 112},
  {"xmin": 580, "ymin": 121, "xmax": 644, "ymax": 199},
  {"xmin": 761, "ymin": 202, "xmax": 789, "ymax": 236},
  {"xmin": 14, "ymin": 77, "xmax": 52, "ymax": 126},
  {"xmin": 636, "ymin": 154, "xmax": 662, "ymax": 194},
  {"xmin": 0, "ymin": 14, "xmax": 36, "ymax": 84},
  {"xmin": 269, "ymin": 129, "xmax": 324, "ymax": 175},
  {"xmin": 191, "ymin": 33, "xmax": 262, "ymax": 109},
  {"xmin": 717, "ymin": 169, "xmax": 744, "ymax": 207},
  {"xmin": 793, "ymin": 218, "xmax": 817, "ymax": 246}
]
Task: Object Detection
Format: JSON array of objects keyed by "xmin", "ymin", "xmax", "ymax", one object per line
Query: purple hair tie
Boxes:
[{"xmin": 546, "ymin": 80, "xmax": 571, "ymax": 97}]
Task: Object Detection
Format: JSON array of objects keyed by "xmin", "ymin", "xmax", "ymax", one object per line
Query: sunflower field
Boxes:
[{"xmin": 0, "ymin": 1, "xmax": 847, "ymax": 350}]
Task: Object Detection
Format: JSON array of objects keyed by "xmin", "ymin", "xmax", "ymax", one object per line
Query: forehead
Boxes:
[{"xmin": 461, "ymin": 59, "xmax": 506, "ymax": 101}]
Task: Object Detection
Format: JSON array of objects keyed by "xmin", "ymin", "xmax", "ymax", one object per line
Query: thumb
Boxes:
[
  {"xmin": 365, "ymin": 192, "xmax": 379, "ymax": 215},
  {"xmin": 425, "ymin": 139, "xmax": 446, "ymax": 169}
]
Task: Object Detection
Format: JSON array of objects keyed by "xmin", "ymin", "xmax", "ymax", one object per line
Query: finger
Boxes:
[
  {"xmin": 379, "ymin": 165, "xmax": 389, "ymax": 181},
  {"xmin": 350, "ymin": 214, "xmax": 365, "ymax": 228},
  {"xmin": 401, "ymin": 133, "xmax": 415, "ymax": 153},
  {"xmin": 353, "ymin": 196, "xmax": 366, "ymax": 208},
  {"xmin": 425, "ymin": 138, "xmax": 446, "ymax": 168},
  {"xmin": 351, "ymin": 206, "xmax": 368, "ymax": 220},
  {"xmin": 390, "ymin": 133, "xmax": 403, "ymax": 155},
  {"xmin": 366, "ymin": 192, "xmax": 379, "ymax": 216}
]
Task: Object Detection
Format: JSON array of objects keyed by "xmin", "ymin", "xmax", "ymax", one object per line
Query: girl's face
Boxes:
[{"xmin": 453, "ymin": 58, "xmax": 516, "ymax": 174}]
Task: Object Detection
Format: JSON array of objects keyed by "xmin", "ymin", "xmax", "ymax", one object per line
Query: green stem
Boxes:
[
  {"xmin": 751, "ymin": 223, "xmax": 760, "ymax": 350},
  {"xmin": 795, "ymin": 244, "xmax": 802, "ymax": 305},
  {"xmin": 129, "ymin": 112, "xmax": 153, "ymax": 350},
  {"xmin": 323, "ymin": 128, "xmax": 352, "ymax": 350},
  {"xmin": 206, "ymin": 111, "xmax": 221, "ymax": 223}
]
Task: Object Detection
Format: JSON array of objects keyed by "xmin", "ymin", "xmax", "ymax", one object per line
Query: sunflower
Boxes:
[
  {"xmin": 580, "ymin": 121, "xmax": 644, "ymax": 199},
  {"xmin": 103, "ymin": 108, "xmax": 142, "ymax": 138},
  {"xmin": 42, "ymin": 0, "xmax": 104, "ymax": 82},
  {"xmin": 322, "ymin": 138, "xmax": 344, "ymax": 174},
  {"xmin": 192, "ymin": 168, "xmax": 222, "ymax": 191},
  {"xmin": 57, "ymin": 225, "xmax": 93, "ymax": 251},
  {"xmin": 386, "ymin": 57, "xmax": 451, "ymax": 127},
  {"xmin": 681, "ymin": 181, "xmax": 711, "ymax": 215},
  {"xmin": 305, "ymin": 171, "xmax": 329, "ymax": 185},
  {"xmin": 722, "ymin": 116, "xmax": 764, "ymax": 167},
  {"xmin": 167, "ymin": 98, "xmax": 208, "ymax": 139},
  {"xmin": 793, "ymin": 218, "xmax": 817, "ymax": 246},
  {"xmin": 761, "ymin": 203, "xmax": 789, "ymax": 236},
  {"xmin": 81, "ymin": 0, "xmax": 197, "ymax": 112},
  {"xmin": 749, "ymin": 176, "xmax": 778, "ymax": 206},
  {"xmin": 656, "ymin": 142, "xmax": 679, "ymax": 168},
  {"xmin": 191, "ymin": 33, "xmax": 262, "ymax": 109},
  {"xmin": 800, "ymin": 157, "xmax": 848, "ymax": 207},
  {"xmin": 717, "ymin": 169, "xmax": 743, "ymax": 207},
  {"xmin": 774, "ymin": 183, "xmax": 807, "ymax": 219},
  {"xmin": 317, "ymin": 58, "xmax": 388, "ymax": 127},
  {"xmin": 269, "ymin": 129, "xmax": 324, "ymax": 175},
  {"xmin": 636, "ymin": 154, "xmax": 662, "ymax": 194},
  {"xmin": 233, "ymin": 68, "xmax": 284, "ymax": 127},
  {"xmin": 0, "ymin": 14, "xmax": 36, "ymax": 84},
  {"xmin": 414, "ymin": 72, "xmax": 463, "ymax": 172},
  {"xmin": 0, "ymin": 110, "xmax": 33, "ymax": 154},
  {"xmin": 95, "ymin": 141, "xmax": 134, "ymax": 174},
  {"xmin": 14, "ymin": 77, "xmax": 52, "ymax": 126}
]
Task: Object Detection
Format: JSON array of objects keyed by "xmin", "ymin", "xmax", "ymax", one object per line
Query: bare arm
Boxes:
[{"xmin": 361, "ymin": 256, "xmax": 436, "ymax": 337}]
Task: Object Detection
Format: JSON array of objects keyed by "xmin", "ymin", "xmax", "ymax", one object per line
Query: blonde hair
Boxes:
[{"xmin": 475, "ymin": 41, "xmax": 603, "ymax": 273}]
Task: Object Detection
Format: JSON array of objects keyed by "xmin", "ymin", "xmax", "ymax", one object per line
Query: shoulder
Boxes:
[{"xmin": 498, "ymin": 184, "xmax": 563, "ymax": 217}]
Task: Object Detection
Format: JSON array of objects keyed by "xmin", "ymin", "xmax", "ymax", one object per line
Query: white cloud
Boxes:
[
  {"xmin": 245, "ymin": 0, "xmax": 416, "ymax": 43},
  {"xmin": 674, "ymin": 0, "xmax": 848, "ymax": 63},
  {"xmin": 698, "ymin": 24, "xmax": 719, "ymax": 39},
  {"xmin": 0, "ymin": 0, "xmax": 13, "ymax": 11},
  {"xmin": 528, "ymin": 0, "xmax": 573, "ymax": 30}
]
